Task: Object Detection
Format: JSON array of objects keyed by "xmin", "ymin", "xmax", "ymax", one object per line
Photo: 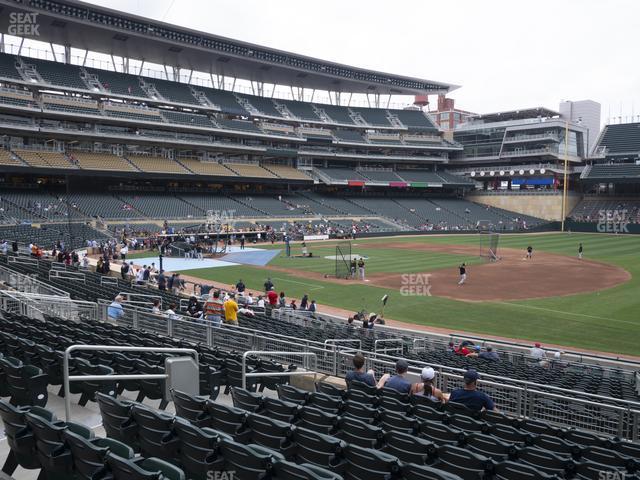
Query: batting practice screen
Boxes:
[
  {"xmin": 479, "ymin": 232, "xmax": 500, "ymax": 261},
  {"xmin": 335, "ymin": 241, "xmax": 352, "ymax": 279}
]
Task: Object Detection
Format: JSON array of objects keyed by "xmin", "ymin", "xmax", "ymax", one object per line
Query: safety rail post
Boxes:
[
  {"xmin": 63, "ymin": 344, "xmax": 198, "ymax": 421},
  {"xmin": 374, "ymin": 338, "xmax": 404, "ymax": 355},
  {"xmin": 241, "ymin": 351, "xmax": 317, "ymax": 390},
  {"xmin": 324, "ymin": 339, "xmax": 362, "ymax": 376}
]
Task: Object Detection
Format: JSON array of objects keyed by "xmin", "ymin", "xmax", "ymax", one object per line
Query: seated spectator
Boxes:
[
  {"xmin": 377, "ymin": 359, "xmax": 412, "ymax": 394},
  {"xmin": 289, "ymin": 299, "xmax": 297, "ymax": 310},
  {"xmin": 308, "ymin": 299, "xmax": 317, "ymax": 313},
  {"xmin": 278, "ymin": 292, "xmax": 286, "ymax": 308},
  {"xmin": 256, "ymin": 295, "xmax": 265, "ymax": 308},
  {"xmin": 411, "ymin": 367, "xmax": 446, "ymax": 403},
  {"xmin": 186, "ymin": 296, "xmax": 202, "ymax": 317},
  {"xmin": 530, "ymin": 342, "xmax": 546, "ymax": 360},
  {"xmin": 345, "ymin": 352, "xmax": 376, "ymax": 387},
  {"xmin": 478, "ymin": 345, "xmax": 500, "ymax": 361},
  {"xmin": 108, "ymin": 295, "xmax": 125, "ymax": 321},
  {"xmin": 449, "ymin": 369, "xmax": 497, "ymax": 412},
  {"xmin": 151, "ymin": 299, "xmax": 161, "ymax": 315},
  {"xmin": 165, "ymin": 303, "xmax": 179, "ymax": 320}
]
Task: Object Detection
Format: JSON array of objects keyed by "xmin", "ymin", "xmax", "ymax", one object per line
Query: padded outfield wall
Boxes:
[{"xmin": 468, "ymin": 192, "xmax": 582, "ymax": 221}]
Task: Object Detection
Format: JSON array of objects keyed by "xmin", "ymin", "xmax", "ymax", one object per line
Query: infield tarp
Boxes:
[{"xmin": 220, "ymin": 249, "xmax": 281, "ymax": 266}]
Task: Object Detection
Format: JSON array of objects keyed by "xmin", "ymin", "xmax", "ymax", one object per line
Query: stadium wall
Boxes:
[{"xmin": 468, "ymin": 192, "xmax": 582, "ymax": 221}]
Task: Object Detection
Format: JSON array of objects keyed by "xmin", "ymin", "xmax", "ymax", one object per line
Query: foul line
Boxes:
[
  {"xmin": 272, "ymin": 276, "xmax": 325, "ymax": 291},
  {"xmin": 496, "ymin": 302, "xmax": 636, "ymax": 325}
]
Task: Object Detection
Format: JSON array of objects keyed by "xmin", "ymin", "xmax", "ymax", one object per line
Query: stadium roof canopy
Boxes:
[
  {"xmin": 0, "ymin": 0, "xmax": 457, "ymax": 96},
  {"xmin": 470, "ymin": 107, "xmax": 560, "ymax": 122}
]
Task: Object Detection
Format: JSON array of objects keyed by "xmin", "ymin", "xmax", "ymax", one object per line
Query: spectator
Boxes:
[
  {"xmin": 412, "ymin": 367, "xmax": 446, "ymax": 403},
  {"xmin": 278, "ymin": 292, "xmax": 286, "ymax": 308},
  {"xmin": 479, "ymin": 346, "xmax": 500, "ymax": 361},
  {"xmin": 151, "ymin": 299, "xmax": 161, "ymax": 315},
  {"xmin": 446, "ymin": 341, "xmax": 455, "ymax": 353},
  {"xmin": 108, "ymin": 295, "xmax": 125, "ymax": 321},
  {"xmin": 308, "ymin": 299, "xmax": 317, "ymax": 313},
  {"xmin": 204, "ymin": 291, "xmax": 224, "ymax": 327},
  {"xmin": 120, "ymin": 243, "xmax": 128, "ymax": 261},
  {"xmin": 244, "ymin": 292, "xmax": 254, "ymax": 306},
  {"xmin": 168, "ymin": 273, "xmax": 176, "ymax": 291},
  {"xmin": 120, "ymin": 261, "xmax": 129, "ymax": 280},
  {"xmin": 267, "ymin": 287, "xmax": 278, "ymax": 308},
  {"xmin": 300, "ymin": 294, "xmax": 309, "ymax": 310},
  {"xmin": 157, "ymin": 270, "xmax": 167, "ymax": 291},
  {"xmin": 0, "ymin": 240, "xmax": 7, "ymax": 256},
  {"xmin": 345, "ymin": 352, "xmax": 376, "ymax": 387},
  {"xmin": 256, "ymin": 295, "xmax": 265, "ymax": 308},
  {"xmin": 186, "ymin": 296, "xmax": 202, "ymax": 318},
  {"xmin": 143, "ymin": 266, "xmax": 151, "ymax": 283},
  {"xmin": 165, "ymin": 303, "xmax": 179, "ymax": 320},
  {"xmin": 377, "ymin": 359, "xmax": 412, "ymax": 394},
  {"xmin": 236, "ymin": 279, "xmax": 246, "ymax": 293},
  {"xmin": 289, "ymin": 299, "xmax": 297, "ymax": 310},
  {"xmin": 264, "ymin": 277, "xmax": 274, "ymax": 292},
  {"xmin": 173, "ymin": 274, "xmax": 185, "ymax": 293},
  {"xmin": 224, "ymin": 293, "xmax": 239, "ymax": 325},
  {"xmin": 136, "ymin": 265, "xmax": 146, "ymax": 285},
  {"xmin": 530, "ymin": 342, "xmax": 546, "ymax": 361},
  {"xmin": 82, "ymin": 255, "xmax": 89, "ymax": 269},
  {"xmin": 449, "ymin": 369, "xmax": 497, "ymax": 412}
]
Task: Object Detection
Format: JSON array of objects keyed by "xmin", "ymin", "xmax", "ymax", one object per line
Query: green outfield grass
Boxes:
[{"xmin": 177, "ymin": 233, "xmax": 640, "ymax": 356}]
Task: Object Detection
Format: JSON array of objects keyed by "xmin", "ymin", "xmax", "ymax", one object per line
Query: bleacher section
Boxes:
[
  {"xmin": 103, "ymin": 102, "xmax": 163, "ymax": 122},
  {"xmin": 583, "ymin": 163, "xmax": 640, "ymax": 180},
  {"xmin": 241, "ymin": 94, "xmax": 283, "ymax": 118},
  {"xmin": 350, "ymin": 107, "xmax": 392, "ymax": 127},
  {"xmin": 317, "ymin": 168, "xmax": 369, "ymax": 182},
  {"xmin": 571, "ymin": 198, "xmax": 640, "ymax": 223},
  {"xmin": 333, "ymin": 130, "xmax": 366, "ymax": 143},
  {"xmin": 201, "ymin": 87, "xmax": 248, "ymax": 116},
  {"xmin": 160, "ymin": 109, "xmax": 215, "ymax": 127},
  {"xmin": 119, "ymin": 194, "xmax": 203, "ymax": 218},
  {"xmin": 358, "ymin": 170, "xmax": 405, "ymax": 182},
  {"xmin": 84, "ymin": 66, "xmax": 148, "ymax": 97},
  {"xmin": 318, "ymin": 104, "xmax": 356, "ymax": 125},
  {"xmin": 41, "ymin": 94, "xmax": 102, "ymax": 115},
  {"xmin": 145, "ymin": 77, "xmax": 199, "ymax": 105},
  {"xmin": 182, "ymin": 194, "xmax": 263, "ymax": 217},
  {"xmin": 13, "ymin": 149, "xmax": 76, "ymax": 169},
  {"xmin": 226, "ymin": 164, "xmax": 278, "ymax": 178},
  {"xmin": 125, "ymin": 155, "xmax": 191, "ymax": 174},
  {"xmin": 596, "ymin": 122, "xmax": 640, "ymax": 155},
  {"xmin": 394, "ymin": 109, "xmax": 439, "ymax": 131},
  {"xmin": 396, "ymin": 170, "xmax": 444, "ymax": 183},
  {"xmin": 0, "ymin": 148, "xmax": 27, "ymax": 166},
  {"xmin": 68, "ymin": 151, "xmax": 139, "ymax": 172},
  {"xmin": 0, "ymin": 88, "xmax": 36, "ymax": 108},
  {"xmin": 264, "ymin": 165, "xmax": 312, "ymax": 180},
  {"xmin": 178, "ymin": 158, "xmax": 236, "ymax": 176},
  {"xmin": 66, "ymin": 193, "xmax": 145, "ymax": 219},
  {"xmin": 0, "ymin": 223, "xmax": 106, "ymax": 247},
  {"xmin": 24, "ymin": 57, "xmax": 87, "ymax": 90},
  {"xmin": 279, "ymin": 99, "xmax": 323, "ymax": 122},
  {"xmin": 217, "ymin": 118, "xmax": 263, "ymax": 133},
  {"xmin": 0, "ymin": 53, "xmax": 21, "ymax": 79}
]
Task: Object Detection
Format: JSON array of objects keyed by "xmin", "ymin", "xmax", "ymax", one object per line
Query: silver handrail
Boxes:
[
  {"xmin": 374, "ymin": 338, "xmax": 404, "ymax": 354},
  {"xmin": 63, "ymin": 344, "xmax": 198, "ymax": 421},
  {"xmin": 241, "ymin": 350, "xmax": 317, "ymax": 390}
]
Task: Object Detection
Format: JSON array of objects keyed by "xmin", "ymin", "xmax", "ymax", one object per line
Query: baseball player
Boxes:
[
  {"xmin": 578, "ymin": 243, "xmax": 583, "ymax": 260},
  {"xmin": 458, "ymin": 263, "xmax": 467, "ymax": 286},
  {"xmin": 358, "ymin": 257, "xmax": 366, "ymax": 281},
  {"xmin": 526, "ymin": 245, "xmax": 533, "ymax": 260}
]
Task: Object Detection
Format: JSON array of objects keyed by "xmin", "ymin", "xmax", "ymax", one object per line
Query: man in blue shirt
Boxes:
[
  {"xmin": 377, "ymin": 359, "xmax": 412, "ymax": 394},
  {"xmin": 449, "ymin": 369, "xmax": 497, "ymax": 412},
  {"xmin": 345, "ymin": 352, "xmax": 376, "ymax": 387},
  {"xmin": 107, "ymin": 295, "xmax": 125, "ymax": 322}
]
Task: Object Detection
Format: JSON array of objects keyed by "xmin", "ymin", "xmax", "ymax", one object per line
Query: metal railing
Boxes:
[
  {"xmin": 241, "ymin": 350, "xmax": 317, "ymax": 390},
  {"xmin": 63, "ymin": 344, "xmax": 198, "ymax": 421},
  {"xmin": 0, "ymin": 264, "xmax": 70, "ymax": 297},
  {"xmin": 374, "ymin": 338, "xmax": 404, "ymax": 355},
  {"xmin": 49, "ymin": 269, "xmax": 86, "ymax": 283}
]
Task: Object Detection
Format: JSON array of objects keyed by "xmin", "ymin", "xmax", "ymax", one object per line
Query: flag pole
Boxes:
[{"xmin": 561, "ymin": 120, "xmax": 570, "ymax": 232}]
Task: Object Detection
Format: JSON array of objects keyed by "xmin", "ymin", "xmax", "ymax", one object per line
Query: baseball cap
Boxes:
[
  {"xmin": 534, "ymin": 342, "xmax": 541, "ymax": 348},
  {"xmin": 421, "ymin": 367, "xmax": 435, "ymax": 380},
  {"xmin": 396, "ymin": 359, "xmax": 409, "ymax": 373},
  {"xmin": 464, "ymin": 369, "xmax": 480, "ymax": 382},
  {"xmin": 474, "ymin": 345, "xmax": 481, "ymax": 351}
]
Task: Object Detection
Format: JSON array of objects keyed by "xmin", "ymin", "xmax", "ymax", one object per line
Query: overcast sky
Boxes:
[{"xmin": 82, "ymin": 0, "xmax": 639, "ymax": 122}]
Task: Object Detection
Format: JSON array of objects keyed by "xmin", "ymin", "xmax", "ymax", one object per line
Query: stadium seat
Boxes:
[
  {"xmin": 25, "ymin": 411, "xmax": 94, "ymax": 478},
  {"xmin": 343, "ymin": 444, "xmax": 402, "ymax": 480},
  {"xmin": 231, "ymin": 386, "xmax": 264, "ymax": 412},
  {"xmin": 292, "ymin": 426, "xmax": 347, "ymax": 471},
  {"xmin": 382, "ymin": 430, "xmax": 436, "ymax": 464},
  {"xmin": 419, "ymin": 422, "xmax": 466, "ymax": 446},
  {"xmin": 493, "ymin": 461, "xmax": 560, "ymax": 480},
  {"xmin": 205, "ymin": 401, "xmax": 251, "ymax": 443},
  {"xmin": 96, "ymin": 392, "xmax": 139, "ymax": 450},
  {"xmin": 277, "ymin": 383, "xmax": 311, "ymax": 405},
  {"xmin": 262, "ymin": 397, "xmax": 302, "ymax": 423},
  {"xmin": 172, "ymin": 417, "xmax": 230, "ymax": 479},
  {"xmin": 246, "ymin": 413, "xmax": 297, "ymax": 458},
  {"xmin": 429, "ymin": 444, "xmax": 493, "ymax": 480},
  {"xmin": 172, "ymin": 389, "xmax": 211, "ymax": 426},
  {"xmin": 131, "ymin": 404, "xmax": 180, "ymax": 465},
  {"xmin": 106, "ymin": 453, "xmax": 186, "ymax": 480},
  {"xmin": 218, "ymin": 438, "xmax": 284, "ymax": 480},
  {"xmin": 295, "ymin": 406, "xmax": 339, "ymax": 435},
  {"xmin": 336, "ymin": 416, "xmax": 384, "ymax": 449},
  {"xmin": 271, "ymin": 459, "xmax": 344, "ymax": 480},
  {"xmin": 0, "ymin": 400, "xmax": 55, "ymax": 475},
  {"xmin": 0, "ymin": 357, "xmax": 49, "ymax": 407},
  {"xmin": 402, "ymin": 463, "xmax": 464, "ymax": 480},
  {"xmin": 64, "ymin": 429, "xmax": 135, "ymax": 480}
]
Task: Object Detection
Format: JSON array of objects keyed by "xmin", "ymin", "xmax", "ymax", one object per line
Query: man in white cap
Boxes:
[{"xmin": 411, "ymin": 367, "xmax": 446, "ymax": 403}]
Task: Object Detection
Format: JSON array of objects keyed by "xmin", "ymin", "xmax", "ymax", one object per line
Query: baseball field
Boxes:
[{"xmin": 146, "ymin": 232, "xmax": 639, "ymax": 356}]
